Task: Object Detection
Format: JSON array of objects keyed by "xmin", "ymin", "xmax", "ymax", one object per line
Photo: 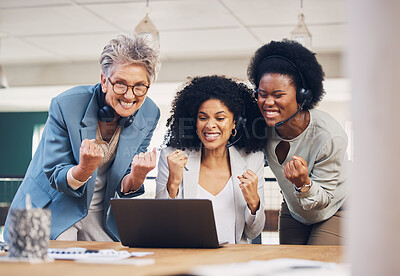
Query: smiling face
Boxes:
[
  {"xmin": 257, "ymin": 73, "xmax": 298, "ymax": 127},
  {"xmin": 196, "ymin": 99, "xmax": 235, "ymax": 151},
  {"xmin": 101, "ymin": 64, "xmax": 149, "ymax": 118}
]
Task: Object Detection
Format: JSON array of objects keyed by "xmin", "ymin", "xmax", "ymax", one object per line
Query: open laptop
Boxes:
[{"xmin": 110, "ymin": 198, "xmax": 226, "ymax": 248}]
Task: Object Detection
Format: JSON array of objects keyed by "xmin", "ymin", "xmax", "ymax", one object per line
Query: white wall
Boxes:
[{"xmin": 347, "ymin": 0, "xmax": 400, "ymax": 274}]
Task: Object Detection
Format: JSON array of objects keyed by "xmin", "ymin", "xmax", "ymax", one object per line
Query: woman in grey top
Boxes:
[{"xmin": 247, "ymin": 39, "xmax": 348, "ymax": 245}]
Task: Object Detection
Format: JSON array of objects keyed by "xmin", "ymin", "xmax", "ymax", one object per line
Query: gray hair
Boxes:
[{"xmin": 99, "ymin": 34, "xmax": 160, "ymax": 83}]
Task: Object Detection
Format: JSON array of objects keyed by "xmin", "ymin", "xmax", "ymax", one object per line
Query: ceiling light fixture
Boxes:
[
  {"xmin": 134, "ymin": 0, "xmax": 160, "ymax": 50},
  {"xmin": 290, "ymin": 0, "xmax": 312, "ymax": 50}
]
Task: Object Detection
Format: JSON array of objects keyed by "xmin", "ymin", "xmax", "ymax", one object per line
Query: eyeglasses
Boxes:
[{"xmin": 107, "ymin": 78, "xmax": 149, "ymax": 96}]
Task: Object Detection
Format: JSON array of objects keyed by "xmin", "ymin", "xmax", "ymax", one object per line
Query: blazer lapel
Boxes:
[
  {"xmin": 78, "ymin": 89, "xmax": 99, "ymax": 207},
  {"xmin": 229, "ymin": 147, "xmax": 248, "ymax": 242},
  {"xmin": 183, "ymin": 150, "xmax": 201, "ymax": 199},
  {"xmin": 79, "ymin": 89, "xmax": 98, "ymax": 141}
]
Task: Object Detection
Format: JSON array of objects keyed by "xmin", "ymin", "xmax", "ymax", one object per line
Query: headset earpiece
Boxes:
[
  {"xmin": 254, "ymin": 88, "xmax": 258, "ymax": 100},
  {"xmin": 226, "ymin": 110, "xmax": 247, "ymax": 148},
  {"xmin": 235, "ymin": 113, "xmax": 247, "ymax": 133},
  {"xmin": 97, "ymin": 88, "xmax": 115, "ymax": 123},
  {"xmin": 116, "ymin": 116, "xmax": 135, "ymax": 128},
  {"xmin": 296, "ymin": 88, "xmax": 313, "ymax": 106}
]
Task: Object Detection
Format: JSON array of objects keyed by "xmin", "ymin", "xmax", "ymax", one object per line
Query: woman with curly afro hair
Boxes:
[
  {"xmin": 156, "ymin": 75, "xmax": 267, "ymax": 244},
  {"xmin": 248, "ymin": 39, "xmax": 348, "ymax": 245}
]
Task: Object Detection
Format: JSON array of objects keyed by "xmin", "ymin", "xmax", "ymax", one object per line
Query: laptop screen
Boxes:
[{"xmin": 111, "ymin": 198, "xmax": 222, "ymax": 248}]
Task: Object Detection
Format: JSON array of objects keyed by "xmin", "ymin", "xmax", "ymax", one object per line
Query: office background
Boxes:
[
  {"xmin": 0, "ymin": 0, "xmax": 349, "ymax": 173},
  {"xmin": 1, "ymin": 1, "xmax": 399, "ymax": 274},
  {"xmin": 0, "ymin": 0, "xmax": 349, "ymax": 244}
]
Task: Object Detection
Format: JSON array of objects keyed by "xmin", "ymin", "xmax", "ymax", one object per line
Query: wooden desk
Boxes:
[{"xmin": 1, "ymin": 240, "xmax": 343, "ymax": 276}]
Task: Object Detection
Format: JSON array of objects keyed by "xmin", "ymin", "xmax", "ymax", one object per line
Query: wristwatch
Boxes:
[{"xmin": 294, "ymin": 180, "xmax": 312, "ymax": 192}]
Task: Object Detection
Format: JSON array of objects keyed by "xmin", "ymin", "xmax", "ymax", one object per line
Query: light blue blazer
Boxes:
[
  {"xmin": 156, "ymin": 146, "xmax": 266, "ymax": 243},
  {"xmin": 4, "ymin": 84, "xmax": 160, "ymax": 241}
]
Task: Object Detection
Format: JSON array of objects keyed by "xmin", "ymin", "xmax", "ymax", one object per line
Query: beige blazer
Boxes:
[{"xmin": 155, "ymin": 146, "xmax": 265, "ymax": 244}]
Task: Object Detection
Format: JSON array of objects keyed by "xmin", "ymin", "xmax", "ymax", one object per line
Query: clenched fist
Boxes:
[
  {"xmin": 237, "ymin": 169, "xmax": 260, "ymax": 215},
  {"xmin": 130, "ymin": 147, "xmax": 157, "ymax": 178},
  {"xmin": 122, "ymin": 148, "xmax": 157, "ymax": 193},
  {"xmin": 72, "ymin": 139, "xmax": 104, "ymax": 182},
  {"xmin": 166, "ymin": 149, "xmax": 188, "ymax": 197},
  {"xmin": 284, "ymin": 155, "xmax": 310, "ymax": 189}
]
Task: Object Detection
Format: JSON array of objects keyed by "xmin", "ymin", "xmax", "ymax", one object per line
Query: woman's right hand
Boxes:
[
  {"xmin": 73, "ymin": 139, "xmax": 104, "ymax": 181},
  {"xmin": 166, "ymin": 150, "xmax": 187, "ymax": 198}
]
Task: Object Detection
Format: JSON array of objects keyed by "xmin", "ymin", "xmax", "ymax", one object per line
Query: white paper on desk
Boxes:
[
  {"xmin": 191, "ymin": 258, "xmax": 349, "ymax": 276},
  {"xmin": 47, "ymin": 248, "xmax": 153, "ymax": 260}
]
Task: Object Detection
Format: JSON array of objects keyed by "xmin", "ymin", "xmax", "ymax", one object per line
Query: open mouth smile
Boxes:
[
  {"xmin": 204, "ymin": 132, "xmax": 221, "ymax": 141},
  {"xmin": 119, "ymin": 100, "xmax": 135, "ymax": 108}
]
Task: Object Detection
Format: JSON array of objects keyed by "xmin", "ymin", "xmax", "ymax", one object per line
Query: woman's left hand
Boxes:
[
  {"xmin": 284, "ymin": 155, "xmax": 311, "ymax": 189},
  {"xmin": 122, "ymin": 148, "xmax": 157, "ymax": 193},
  {"xmin": 131, "ymin": 147, "xmax": 157, "ymax": 176},
  {"xmin": 238, "ymin": 169, "xmax": 260, "ymax": 215}
]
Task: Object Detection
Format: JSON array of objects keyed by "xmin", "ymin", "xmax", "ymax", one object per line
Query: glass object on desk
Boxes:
[{"xmin": 7, "ymin": 194, "xmax": 51, "ymax": 259}]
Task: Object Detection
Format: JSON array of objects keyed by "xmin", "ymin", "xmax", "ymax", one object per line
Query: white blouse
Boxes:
[{"xmin": 196, "ymin": 177, "xmax": 236, "ymax": 244}]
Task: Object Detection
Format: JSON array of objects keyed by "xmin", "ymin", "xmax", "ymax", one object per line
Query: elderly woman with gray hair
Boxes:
[{"xmin": 4, "ymin": 34, "xmax": 161, "ymax": 242}]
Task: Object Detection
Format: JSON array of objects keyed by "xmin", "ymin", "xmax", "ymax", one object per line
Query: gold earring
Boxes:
[{"xmin": 231, "ymin": 129, "xmax": 237, "ymax": 137}]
